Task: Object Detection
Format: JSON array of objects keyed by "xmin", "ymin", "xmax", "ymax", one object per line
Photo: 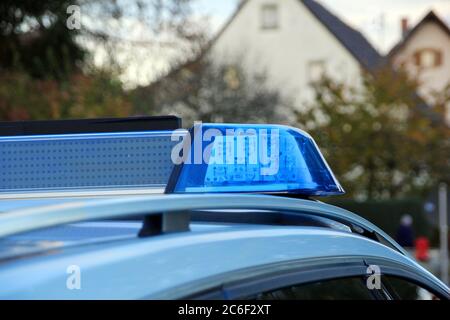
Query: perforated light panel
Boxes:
[{"xmin": 0, "ymin": 131, "xmax": 181, "ymax": 193}]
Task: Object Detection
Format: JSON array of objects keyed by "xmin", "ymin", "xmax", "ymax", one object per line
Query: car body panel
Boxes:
[
  {"xmin": 0, "ymin": 194, "xmax": 406, "ymax": 254},
  {"xmin": 0, "ymin": 221, "xmax": 448, "ymax": 299},
  {"xmin": 0, "ymin": 194, "xmax": 448, "ymax": 299}
]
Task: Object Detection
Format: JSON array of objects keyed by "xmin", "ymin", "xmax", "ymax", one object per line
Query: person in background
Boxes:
[{"xmin": 396, "ymin": 214, "xmax": 415, "ymax": 248}]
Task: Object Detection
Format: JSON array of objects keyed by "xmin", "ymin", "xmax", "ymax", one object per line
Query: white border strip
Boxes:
[{"xmin": 0, "ymin": 188, "xmax": 165, "ymax": 200}]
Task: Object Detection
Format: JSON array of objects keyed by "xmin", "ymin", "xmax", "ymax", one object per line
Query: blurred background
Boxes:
[{"xmin": 0, "ymin": 0, "xmax": 449, "ymax": 281}]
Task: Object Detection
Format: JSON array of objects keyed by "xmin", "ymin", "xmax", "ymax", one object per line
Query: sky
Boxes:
[{"xmin": 194, "ymin": 0, "xmax": 450, "ymax": 53}]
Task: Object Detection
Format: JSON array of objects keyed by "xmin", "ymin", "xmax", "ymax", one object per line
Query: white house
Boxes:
[
  {"xmin": 209, "ymin": 0, "xmax": 382, "ymax": 109},
  {"xmin": 388, "ymin": 11, "xmax": 450, "ymax": 122}
]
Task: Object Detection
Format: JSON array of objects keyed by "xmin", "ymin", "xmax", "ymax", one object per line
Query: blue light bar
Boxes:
[
  {"xmin": 0, "ymin": 131, "xmax": 181, "ymax": 194},
  {"xmin": 166, "ymin": 124, "xmax": 345, "ymax": 196}
]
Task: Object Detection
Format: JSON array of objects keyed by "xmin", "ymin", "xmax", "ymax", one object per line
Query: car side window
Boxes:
[
  {"xmin": 383, "ymin": 276, "xmax": 440, "ymax": 300},
  {"xmin": 249, "ymin": 277, "xmax": 375, "ymax": 300}
]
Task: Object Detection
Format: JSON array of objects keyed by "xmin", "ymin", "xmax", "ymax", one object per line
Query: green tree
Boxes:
[
  {"xmin": 297, "ymin": 68, "xmax": 450, "ymax": 200},
  {"xmin": 0, "ymin": 0, "xmax": 85, "ymax": 79},
  {"xmin": 0, "ymin": 0, "xmax": 200, "ymax": 121},
  {"xmin": 0, "ymin": 0, "xmax": 200, "ymax": 79}
]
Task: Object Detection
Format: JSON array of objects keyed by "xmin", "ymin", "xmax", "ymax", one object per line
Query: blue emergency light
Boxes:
[
  {"xmin": 0, "ymin": 117, "xmax": 344, "ymax": 197},
  {"xmin": 165, "ymin": 123, "xmax": 344, "ymax": 196}
]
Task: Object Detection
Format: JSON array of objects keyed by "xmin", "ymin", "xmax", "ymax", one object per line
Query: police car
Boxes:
[{"xmin": 0, "ymin": 116, "xmax": 448, "ymax": 300}]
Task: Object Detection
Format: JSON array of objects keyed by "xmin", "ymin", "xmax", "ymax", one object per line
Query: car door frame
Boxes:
[{"xmin": 176, "ymin": 256, "xmax": 449, "ymax": 300}]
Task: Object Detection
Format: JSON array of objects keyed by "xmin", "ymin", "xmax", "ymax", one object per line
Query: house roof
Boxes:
[
  {"xmin": 388, "ymin": 10, "xmax": 450, "ymax": 58},
  {"xmin": 160, "ymin": 0, "xmax": 383, "ymax": 80},
  {"xmin": 140, "ymin": 0, "xmax": 444, "ymax": 126},
  {"xmin": 300, "ymin": 0, "xmax": 382, "ymax": 71},
  {"xmin": 209, "ymin": 0, "xmax": 383, "ymax": 71}
]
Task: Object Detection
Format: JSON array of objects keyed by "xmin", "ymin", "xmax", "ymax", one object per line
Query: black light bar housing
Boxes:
[{"xmin": 0, "ymin": 116, "xmax": 181, "ymax": 136}]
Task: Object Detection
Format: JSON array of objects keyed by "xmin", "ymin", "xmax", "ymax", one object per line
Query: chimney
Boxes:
[{"xmin": 401, "ymin": 17, "xmax": 409, "ymax": 38}]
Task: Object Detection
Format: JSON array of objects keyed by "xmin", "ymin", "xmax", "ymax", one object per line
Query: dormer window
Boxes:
[
  {"xmin": 261, "ymin": 4, "xmax": 278, "ymax": 30},
  {"xmin": 414, "ymin": 48, "xmax": 442, "ymax": 68}
]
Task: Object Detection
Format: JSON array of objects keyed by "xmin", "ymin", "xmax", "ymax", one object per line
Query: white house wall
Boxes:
[
  {"xmin": 391, "ymin": 21, "xmax": 450, "ymax": 102},
  {"xmin": 210, "ymin": 0, "xmax": 364, "ymax": 110}
]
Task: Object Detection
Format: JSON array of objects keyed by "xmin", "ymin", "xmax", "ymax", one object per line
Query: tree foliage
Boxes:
[
  {"xmin": 0, "ymin": 0, "xmax": 201, "ymax": 79},
  {"xmin": 297, "ymin": 68, "xmax": 450, "ymax": 200},
  {"xmin": 0, "ymin": 0, "xmax": 85, "ymax": 78},
  {"xmin": 0, "ymin": 69, "xmax": 131, "ymax": 121},
  {"xmin": 0, "ymin": 0, "xmax": 200, "ymax": 120},
  {"xmin": 132, "ymin": 59, "xmax": 293, "ymax": 126}
]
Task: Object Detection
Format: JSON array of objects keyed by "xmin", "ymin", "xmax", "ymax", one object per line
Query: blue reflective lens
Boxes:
[{"xmin": 169, "ymin": 124, "xmax": 344, "ymax": 195}]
